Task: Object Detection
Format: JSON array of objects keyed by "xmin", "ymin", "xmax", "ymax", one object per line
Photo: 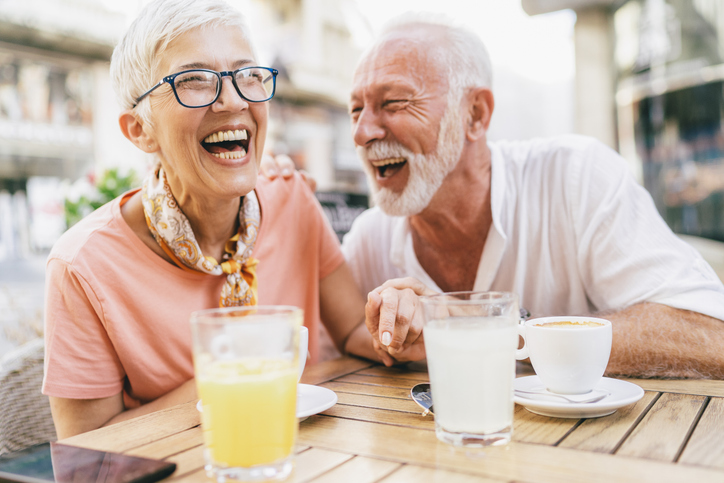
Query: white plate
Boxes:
[
  {"xmin": 296, "ymin": 384, "xmax": 338, "ymax": 419},
  {"xmin": 195, "ymin": 384, "xmax": 337, "ymax": 420},
  {"xmin": 514, "ymin": 376, "xmax": 644, "ymax": 418}
]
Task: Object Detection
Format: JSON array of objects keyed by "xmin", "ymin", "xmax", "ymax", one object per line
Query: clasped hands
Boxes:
[{"xmin": 365, "ymin": 277, "xmax": 437, "ymax": 366}]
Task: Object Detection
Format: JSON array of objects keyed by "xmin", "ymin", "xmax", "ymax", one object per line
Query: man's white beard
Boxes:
[{"xmin": 357, "ymin": 100, "xmax": 464, "ymax": 217}]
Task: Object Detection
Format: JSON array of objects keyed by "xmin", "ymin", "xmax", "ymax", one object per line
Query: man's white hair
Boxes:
[
  {"xmin": 110, "ymin": 0, "xmax": 256, "ymax": 123},
  {"xmin": 375, "ymin": 12, "xmax": 493, "ymax": 104}
]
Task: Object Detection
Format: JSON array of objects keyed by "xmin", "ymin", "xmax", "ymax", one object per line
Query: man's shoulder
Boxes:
[
  {"xmin": 493, "ymin": 134, "xmax": 613, "ymax": 161},
  {"xmin": 343, "ymin": 206, "xmax": 402, "ymax": 248},
  {"xmin": 349, "ymin": 206, "xmax": 401, "ymax": 232}
]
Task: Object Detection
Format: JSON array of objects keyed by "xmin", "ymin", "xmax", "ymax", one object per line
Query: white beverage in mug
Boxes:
[
  {"xmin": 425, "ymin": 317, "xmax": 517, "ymax": 435},
  {"xmin": 421, "ymin": 291, "xmax": 520, "ymax": 447}
]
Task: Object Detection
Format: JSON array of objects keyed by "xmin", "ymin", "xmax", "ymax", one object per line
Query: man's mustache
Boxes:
[{"xmin": 358, "ymin": 142, "xmax": 412, "ymax": 161}]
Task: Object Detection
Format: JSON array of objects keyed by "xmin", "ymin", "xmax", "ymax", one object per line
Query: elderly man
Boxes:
[{"xmin": 268, "ymin": 16, "xmax": 724, "ymax": 378}]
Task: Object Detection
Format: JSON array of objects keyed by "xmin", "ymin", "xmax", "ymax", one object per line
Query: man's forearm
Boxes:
[{"xmin": 603, "ymin": 302, "xmax": 724, "ymax": 379}]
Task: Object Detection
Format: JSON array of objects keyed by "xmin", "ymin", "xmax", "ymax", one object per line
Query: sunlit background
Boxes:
[{"xmin": 2, "ymin": 0, "xmax": 724, "ymax": 357}]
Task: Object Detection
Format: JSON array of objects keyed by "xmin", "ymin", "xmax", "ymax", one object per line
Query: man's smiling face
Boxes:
[{"xmin": 349, "ymin": 27, "xmax": 464, "ymax": 216}]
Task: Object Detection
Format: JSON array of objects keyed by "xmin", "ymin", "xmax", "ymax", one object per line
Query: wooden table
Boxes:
[{"xmin": 62, "ymin": 357, "xmax": 724, "ymax": 482}]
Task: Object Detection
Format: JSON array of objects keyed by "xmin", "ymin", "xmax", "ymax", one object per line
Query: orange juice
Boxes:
[{"xmin": 196, "ymin": 359, "xmax": 297, "ymax": 467}]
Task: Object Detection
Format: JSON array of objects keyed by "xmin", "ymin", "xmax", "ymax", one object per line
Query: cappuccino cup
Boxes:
[{"xmin": 516, "ymin": 316, "xmax": 612, "ymax": 394}]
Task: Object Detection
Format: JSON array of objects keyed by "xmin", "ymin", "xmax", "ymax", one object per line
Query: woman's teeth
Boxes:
[
  {"xmin": 203, "ymin": 129, "xmax": 248, "ymax": 144},
  {"xmin": 212, "ymin": 149, "xmax": 246, "ymax": 160}
]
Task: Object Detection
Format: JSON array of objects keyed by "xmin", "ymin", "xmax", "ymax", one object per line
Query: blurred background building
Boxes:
[
  {"xmin": 525, "ymin": 0, "xmax": 724, "ymax": 268},
  {"xmin": 2, "ymin": 0, "xmax": 723, "ymax": 356}
]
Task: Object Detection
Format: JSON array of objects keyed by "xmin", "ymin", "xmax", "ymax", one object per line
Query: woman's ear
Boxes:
[
  {"xmin": 465, "ymin": 88, "xmax": 495, "ymax": 142},
  {"xmin": 119, "ymin": 110, "xmax": 158, "ymax": 153}
]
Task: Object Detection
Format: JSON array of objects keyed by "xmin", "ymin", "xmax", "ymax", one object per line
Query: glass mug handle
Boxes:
[{"xmin": 515, "ymin": 324, "xmax": 529, "ymax": 360}]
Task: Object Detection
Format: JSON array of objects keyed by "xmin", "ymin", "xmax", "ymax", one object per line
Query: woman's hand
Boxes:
[
  {"xmin": 365, "ymin": 278, "xmax": 437, "ymax": 365},
  {"xmin": 260, "ymin": 154, "xmax": 317, "ymax": 192}
]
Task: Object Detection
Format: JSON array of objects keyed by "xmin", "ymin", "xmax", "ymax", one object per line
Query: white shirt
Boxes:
[{"xmin": 342, "ymin": 135, "xmax": 724, "ymax": 319}]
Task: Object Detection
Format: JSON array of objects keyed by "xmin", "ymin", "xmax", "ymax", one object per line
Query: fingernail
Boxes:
[
  {"xmin": 281, "ymin": 168, "xmax": 292, "ymax": 176},
  {"xmin": 381, "ymin": 331, "xmax": 392, "ymax": 346},
  {"xmin": 267, "ymin": 168, "xmax": 277, "ymax": 176}
]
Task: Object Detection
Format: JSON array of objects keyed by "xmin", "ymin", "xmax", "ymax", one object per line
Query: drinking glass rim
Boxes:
[
  {"xmin": 419, "ymin": 291, "xmax": 518, "ymax": 305},
  {"xmin": 190, "ymin": 305, "xmax": 303, "ymax": 325}
]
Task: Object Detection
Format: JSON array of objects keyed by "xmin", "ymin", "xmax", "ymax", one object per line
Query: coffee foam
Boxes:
[{"xmin": 535, "ymin": 321, "xmax": 604, "ymax": 328}]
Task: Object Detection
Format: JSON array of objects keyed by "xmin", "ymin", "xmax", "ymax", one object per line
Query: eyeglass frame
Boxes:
[{"xmin": 132, "ymin": 66, "xmax": 279, "ymax": 108}]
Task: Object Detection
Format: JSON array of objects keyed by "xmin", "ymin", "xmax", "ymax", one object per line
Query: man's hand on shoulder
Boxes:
[{"xmin": 260, "ymin": 154, "xmax": 317, "ymax": 192}]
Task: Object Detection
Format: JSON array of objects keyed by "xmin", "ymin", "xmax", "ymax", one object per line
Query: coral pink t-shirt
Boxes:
[{"xmin": 42, "ymin": 174, "xmax": 344, "ymax": 404}]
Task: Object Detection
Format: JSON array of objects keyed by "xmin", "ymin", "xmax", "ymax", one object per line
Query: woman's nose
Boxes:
[{"xmin": 212, "ymin": 76, "xmax": 248, "ymax": 112}]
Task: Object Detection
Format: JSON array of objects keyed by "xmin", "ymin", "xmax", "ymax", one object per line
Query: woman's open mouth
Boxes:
[
  {"xmin": 201, "ymin": 129, "xmax": 249, "ymax": 160},
  {"xmin": 371, "ymin": 157, "xmax": 407, "ymax": 178}
]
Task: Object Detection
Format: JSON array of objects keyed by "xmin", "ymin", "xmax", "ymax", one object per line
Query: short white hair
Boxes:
[
  {"xmin": 374, "ymin": 12, "xmax": 493, "ymax": 103},
  {"xmin": 110, "ymin": 0, "xmax": 256, "ymax": 121}
]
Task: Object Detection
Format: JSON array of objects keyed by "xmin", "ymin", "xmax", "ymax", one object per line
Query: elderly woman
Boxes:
[{"xmin": 41, "ymin": 0, "xmax": 383, "ymax": 439}]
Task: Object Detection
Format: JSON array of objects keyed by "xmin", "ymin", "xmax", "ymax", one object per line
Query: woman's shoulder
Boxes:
[
  {"xmin": 48, "ymin": 195, "xmax": 127, "ymax": 267},
  {"xmin": 255, "ymin": 172, "xmax": 319, "ymax": 212}
]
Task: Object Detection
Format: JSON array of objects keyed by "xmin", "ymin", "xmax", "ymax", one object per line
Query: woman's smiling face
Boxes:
[{"xmin": 144, "ymin": 24, "xmax": 267, "ymax": 204}]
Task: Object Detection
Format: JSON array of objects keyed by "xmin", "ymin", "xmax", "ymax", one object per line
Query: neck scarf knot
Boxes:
[{"xmin": 141, "ymin": 167, "xmax": 260, "ymax": 307}]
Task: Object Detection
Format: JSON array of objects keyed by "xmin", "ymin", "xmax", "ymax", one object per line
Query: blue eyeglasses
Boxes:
[{"xmin": 133, "ymin": 66, "xmax": 278, "ymax": 108}]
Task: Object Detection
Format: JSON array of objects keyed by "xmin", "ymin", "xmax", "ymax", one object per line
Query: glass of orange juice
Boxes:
[{"xmin": 191, "ymin": 306, "xmax": 303, "ymax": 482}]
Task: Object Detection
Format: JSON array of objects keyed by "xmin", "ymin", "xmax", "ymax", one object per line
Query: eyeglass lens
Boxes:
[{"xmin": 173, "ymin": 68, "xmax": 274, "ymax": 107}]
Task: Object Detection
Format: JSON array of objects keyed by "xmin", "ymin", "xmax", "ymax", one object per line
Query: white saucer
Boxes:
[
  {"xmin": 514, "ymin": 376, "xmax": 644, "ymax": 418},
  {"xmin": 195, "ymin": 384, "xmax": 337, "ymax": 420},
  {"xmin": 296, "ymin": 384, "xmax": 338, "ymax": 419}
]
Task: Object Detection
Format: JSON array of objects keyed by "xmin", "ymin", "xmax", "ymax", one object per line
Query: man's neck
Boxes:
[{"xmin": 408, "ymin": 144, "xmax": 493, "ymax": 292}]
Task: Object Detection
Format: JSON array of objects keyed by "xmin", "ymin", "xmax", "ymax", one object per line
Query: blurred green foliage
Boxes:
[{"xmin": 64, "ymin": 169, "xmax": 139, "ymax": 228}]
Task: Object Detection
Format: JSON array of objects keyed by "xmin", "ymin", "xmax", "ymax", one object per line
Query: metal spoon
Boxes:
[
  {"xmin": 410, "ymin": 383, "xmax": 434, "ymax": 416},
  {"xmin": 514, "ymin": 388, "xmax": 610, "ymax": 404},
  {"xmin": 411, "ymin": 382, "xmax": 608, "ymax": 415}
]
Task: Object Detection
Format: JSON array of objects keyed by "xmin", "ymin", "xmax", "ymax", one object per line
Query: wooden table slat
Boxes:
[
  {"xmin": 58, "ymin": 358, "xmax": 724, "ymax": 483},
  {"xmin": 336, "ymin": 374, "xmax": 423, "ymax": 389},
  {"xmin": 307, "ymin": 455, "xmax": 401, "ymax": 483},
  {"xmin": 162, "ymin": 444, "xmax": 207, "ymax": 478},
  {"xmin": 61, "ymin": 400, "xmax": 200, "ymax": 453},
  {"xmin": 318, "ymin": 406, "xmax": 435, "ymax": 430},
  {"xmin": 320, "ymin": 381, "xmax": 410, "ymax": 399},
  {"xmin": 298, "ymin": 415, "xmax": 724, "ymax": 483},
  {"xmin": 300, "ymin": 358, "xmax": 375, "ymax": 386},
  {"xmin": 620, "ymin": 378, "xmax": 724, "ymax": 398},
  {"xmin": 335, "ymin": 391, "xmax": 426, "ymax": 414},
  {"xmin": 616, "ymin": 393, "xmax": 707, "ymax": 462},
  {"xmin": 126, "ymin": 427, "xmax": 203, "ymax": 460},
  {"xmin": 166, "ymin": 468, "xmax": 208, "ymax": 482},
  {"xmin": 556, "ymin": 391, "xmax": 659, "ymax": 453},
  {"xmin": 512, "ymin": 404, "xmax": 580, "ymax": 445},
  {"xmin": 290, "ymin": 447, "xmax": 353, "ymax": 482},
  {"xmin": 379, "ymin": 465, "xmax": 505, "ymax": 483},
  {"xmin": 355, "ymin": 366, "xmax": 430, "ymax": 382},
  {"xmin": 678, "ymin": 397, "xmax": 724, "ymax": 469}
]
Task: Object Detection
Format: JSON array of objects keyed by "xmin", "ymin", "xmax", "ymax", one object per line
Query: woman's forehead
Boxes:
[{"xmin": 158, "ymin": 24, "xmax": 255, "ymax": 73}]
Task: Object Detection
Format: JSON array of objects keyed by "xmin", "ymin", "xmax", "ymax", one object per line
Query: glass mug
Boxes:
[
  {"xmin": 420, "ymin": 291, "xmax": 520, "ymax": 447},
  {"xmin": 191, "ymin": 306, "xmax": 303, "ymax": 482}
]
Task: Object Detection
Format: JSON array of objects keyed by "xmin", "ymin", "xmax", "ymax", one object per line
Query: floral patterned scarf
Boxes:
[{"xmin": 141, "ymin": 167, "xmax": 260, "ymax": 306}]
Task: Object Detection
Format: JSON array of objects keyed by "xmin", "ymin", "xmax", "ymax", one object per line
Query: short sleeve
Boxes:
[
  {"xmin": 571, "ymin": 140, "xmax": 724, "ymax": 318},
  {"xmin": 306, "ymin": 186, "xmax": 344, "ymax": 280},
  {"xmin": 42, "ymin": 258, "xmax": 125, "ymax": 399}
]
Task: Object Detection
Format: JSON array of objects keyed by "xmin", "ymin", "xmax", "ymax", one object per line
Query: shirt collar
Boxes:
[{"xmin": 388, "ymin": 142, "xmax": 509, "ymax": 292}]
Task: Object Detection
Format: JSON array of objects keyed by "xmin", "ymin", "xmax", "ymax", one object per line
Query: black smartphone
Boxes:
[{"xmin": 0, "ymin": 442, "xmax": 176, "ymax": 483}]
